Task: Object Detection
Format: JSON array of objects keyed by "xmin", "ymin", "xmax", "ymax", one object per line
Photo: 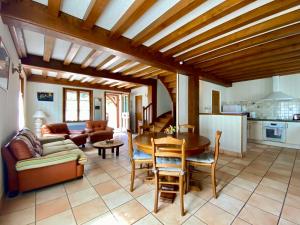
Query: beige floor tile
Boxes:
[
  {"xmin": 219, "ymin": 165, "xmax": 241, "ymax": 176},
  {"xmin": 36, "ymin": 184, "xmax": 66, "ymax": 205},
  {"xmin": 36, "ymin": 209, "xmax": 76, "ymax": 225},
  {"xmin": 68, "ymin": 187, "xmax": 99, "ymax": 207},
  {"xmin": 133, "ymin": 214, "xmax": 162, "ymax": 225},
  {"xmin": 278, "ymin": 218, "xmax": 297, "ymax": 225},
  {"xmin": 64, "ymin": 177, "xmax": 91, "ymax": 194},
  {"xmin": 1, "ymin": 192, "xmax": 35, "ymax": 215},
  {"xmin": 112, "ymin": 199, "xmax": 148, "ymax": 225},
  {"xmin": 136, "ymin": 190, "xmax": 155, "ymax": 212},
  {"xmin": 290, "ymin": 176, "xmax": 300, "ymax": 187},
  {"xmin": 238, "ymin": 172, "xmax": 262, "ymax": 183},
  {"xmin": 102, "ymin": 188, "xmax": 133, "ymax": 209},
  {"xmin": 73, "ymin": 197, "xmax": 109, "ymax": 225},
  {"xmin": 174, "ymin": 192, "xmax": 206, "ymax": 214},
  {"xmin": 222, "ymin": 183, "xmax": 252, "ymax": 202},
  {"xmin": 209, "ymin": 193, "xmax": 244, "ymax": 216},
  {"xmin": 182, "ymin": 215, "xmax": 206, "ymax": 225},
  {"xmin": 36, "ymin": 196, "xmax": 70, "ymax": 221},
  {"xmin": 116, "ymin": 173, "xmax": 133, "ymax": 187},
  {"xmin": 260, "ymin": 178, "xmax": 288, "ymax": 191},
  {"xmin": 152, "ymin": 202, "xmax": 191, "ymax": 225},
  {"xmin": 238, "ymin": 204, "xmax": 279, "ymax": 225},
  {"xmin": 248, "ymin": 193, "xmax": 282, "ymax": 216},
  {"xmin": 195, "ymin": 202, "xmax": 234, "ymax": 225},
  {"xmin": 230, "ymin": 177, "xmax": 257, "ymax": 192},
  {"xmin": 0, "ymin": 207, "xmax": 35, "ymax": 225},
  {"xmin": 226, "ymin": 162, "xmax": 246, "ymax": 170},
  {"xmin": 232, "ymin": 218, "xmax": 251, "ymax": 225},
  {"xmin": 108, "ymin": 167, "xmax": 130, "ymax": 179},
  {"xmin": 126, "ymin": 182, "xmax": 154, "ymax": 198},
  {"xmin": 256, "ymin": 183, "xmax": 285, "ymax": 201},
  {"xmin": 265, "ymin": 171, "xmax": 290, "ymax": 184},
  {"xmin": 285, "ymin": 193, "xmax": 300, "ymax": 209},
  {"xmin": 94, "ymin": 180, "xmax": 122, "ymax": 196},
  {"xmin": 282, "ymin": 204, "xmax": 300, "ymax": 224},
  {"xmin": 85, "ymin": 167, "xmax": 105, "ymax": 177},
  {"xmin": 82, "ymin": 212, "xmax": 119, "ymax": 225},
  {"xmin": 87, "ymin": 172, "xmax": 112, "ymax": 186}
]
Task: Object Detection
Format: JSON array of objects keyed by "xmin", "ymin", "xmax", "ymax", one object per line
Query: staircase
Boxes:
[
  {"xmin": 153, "ymin": 111, "xmax": 173, "ymax": 132},
  {"xmin": 159, "ymin": 74, "xmax": 176, "ymax": 104}
]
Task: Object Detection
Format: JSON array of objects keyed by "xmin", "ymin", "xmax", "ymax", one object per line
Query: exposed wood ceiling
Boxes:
[{"xmin": 1, "ymin": 0, "xmax": 300, "ymax": 88}]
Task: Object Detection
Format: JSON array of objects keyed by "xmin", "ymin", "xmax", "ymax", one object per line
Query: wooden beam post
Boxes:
[
  {"xmin": 188, "ymin": 75, "xmax": 199, "ymax": 133},
  {"xmin": 151, "ymin": 80, "xmax": 157, "ymax": 121}
]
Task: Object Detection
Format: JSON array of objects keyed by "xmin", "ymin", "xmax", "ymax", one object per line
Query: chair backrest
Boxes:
[
  {"xmin": 214, "ymin": 130, "xmax": 222, "ymax": 162},
  {"xmin": 139, "ymin": 124, "xmax": 154, "ymax": 135},
  {"xmin": 127, "ymin": 129, "xmax": 134, "ymax": 160},
  {"xmin": 179, "ymin": 124, "xmax": 195, "ymax": 133},
  {"xmin": 151, "ymin": 136, "xmax": 186, "ymax": 172}
]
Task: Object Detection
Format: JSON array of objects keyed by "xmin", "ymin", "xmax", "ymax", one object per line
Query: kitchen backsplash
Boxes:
[{"xmin": 242, "ymin": 100, "xmax": 300, "ymax": 119}]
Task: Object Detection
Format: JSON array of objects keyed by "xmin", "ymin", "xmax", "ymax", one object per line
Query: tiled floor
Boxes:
[{"xmin": 1, "ymin": 133, "xmax": 300, "ymax": 225}]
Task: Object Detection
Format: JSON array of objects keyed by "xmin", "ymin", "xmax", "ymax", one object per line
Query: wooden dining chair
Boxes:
[
  {"xmin": 138, "ymin": 124, "xmax": 155, "ymax": 135},
  {"xmin": 127, "ymin": 130, "xmax": 152, "ymax": 192},
  {"xmin": 151, "ymin": 136, "xmax": 186, "ymax": 216},
  {"xmin": 179, "ymin": 124, "xmax": 195, "ymax": 133},
  {"xmin": 186, "ymin": 131, "xmax": 222, "ymax": 198}
]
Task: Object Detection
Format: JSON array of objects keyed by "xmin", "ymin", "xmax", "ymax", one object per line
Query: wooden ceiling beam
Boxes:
[
  {"xmin": 110, "ymin": 59, "xmax": 132, "ymax": 72},
  {"xmin": 28, "ymin": 74, "xmax": 130, "ymax": 92},
  {"xmin": 141, "ymin": 70, "xmax": 167, "ymax": 79},
  {"xmin": 110, "ymin": 0, "xmax": 156, "ymax": 38},
  {"xmin": 48, "ymin": 0, "xmax": 62, "ymax": 17},
  {"xmin": 162, "ymin": 74, "xmax": 176, "ymax": 83},
  {"xmin": 81, "ymin": 49, "xmax": 102, "ymax": 68},
  {"xmin": 187, "ymin": 23, "xmax": 300, "ymax": 64},
  {"xmin": 96, "ymin": 55, "xmax": 119, "ymax": 70},
  {"xmin": 64, "ymin": 43, "xmax": 80, "ymax": 65},
  {"xmin": 163, "ymin": 0, "xmax": 300, "ymax": 57},
  {"xmin": 182, "ymin": 11, "xmax": 300, "ymax": 62},
  {"xmin": 81, "ymin": 0, "xmax": 110, "ymax": 30},
  {"xmin": 0, "ymin": 0, "xmax": 230, "ymax": 86},
  {"xmin": 132, "ymin": 67, "xmax": 159, "ymax": 78},
  {"xmin": 21, "ymin": 54, "xmax": 155, "ymax": 86},
  {"xmin": 150, "ymin": 0, "xmax": 253, "ymax": 51},
  {"xmin": 43, "ymin": 35, "xmax": 55, "ymax": 62},
  {"xmin": 8, "ymin": 26, "xmax": 27, "ymax": 57},
  {"xmin": 122, "ymin": 63, "xmax": 148, "ymax": 75},
  {"xmin": 197, "ymin": 33, "xmax": 300, "ymax": 69},
  {"xmin": 132, "ymin": 0, "xmax": 205, "ymax": 46}
]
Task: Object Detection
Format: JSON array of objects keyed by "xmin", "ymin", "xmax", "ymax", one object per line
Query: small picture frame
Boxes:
[
  {"xmin": 0, "ymin": 37, "xmax": 10, "ymax": 91},
  {"xmin": 37, "ymin": 92, "xmax": 54, "ymax": 101}
]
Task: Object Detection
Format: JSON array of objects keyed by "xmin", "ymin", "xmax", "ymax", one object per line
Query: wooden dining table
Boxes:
[{"xmin": 134, "ymin": 132, "xmax": 211, "ymax": 155}]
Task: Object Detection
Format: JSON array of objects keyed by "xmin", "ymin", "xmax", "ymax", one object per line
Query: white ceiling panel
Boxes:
[
  {"xmin": 95, "ymin": 0, "xmax": 134, "ymax": 30},
  {"xmin": 61, "ymin": 0, "xmax": 92, "ymax": 19},
  {"xmin": 32, "ymin": 0, "xmax": 47, "ymax": 6},
  {"xmin": 160, "ymin": 0, "xmax": 273, "ymax": 52},
  {"xmin": 123, "ymin": 0, "xmax": 180, "ymax": 39},
  {"xmin": 106, "ymin": 58, "xmax": 126, "ymax": 70},
  {"xmin": 23, "ymin": 29, "xmax": 44, "ymax": 56},
  {"xmin": 90, "ymin": 51, "xmax": 112, "ymax": 67},
  {"xmin": 47, "ymin": 71, "xmax": 57, "ymax": 77},
  {"xmin": 52, "ymin": 38, "xmax": 72, "ymax": 61},
  {"xmin": 31, "ymin": 68, "xmax": 43, "ymax": 75},
  {"xmin": 62, "ymin": 73, "xmax": 71, "ymax": 79},
  {"xmin": 72, "ymin": 46, "xmax": 93, "ymax": 64}
]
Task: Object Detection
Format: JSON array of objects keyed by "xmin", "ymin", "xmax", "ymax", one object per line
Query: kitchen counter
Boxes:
[
  {"xmin": 248, "ymin": 118, "xmax": 300, "ymax": 122},
  {"xmin": 199, "ymin": 113, "xmax": 247, "ymax": 116}
]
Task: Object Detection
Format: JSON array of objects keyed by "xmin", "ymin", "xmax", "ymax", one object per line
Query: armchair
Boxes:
[{"xmin": 85, "ymin": 120, "xmax": 114, "ymax": 143}]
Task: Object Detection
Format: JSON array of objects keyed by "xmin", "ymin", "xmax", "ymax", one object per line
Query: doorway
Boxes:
[
  {"xmin": 105, "ymin": 92, "xmax": 129, "ymax": 132},
  {"xmin": 212, "ymin": 90, "xmax": 220, "ymax": 114},
  {"xmin": 135, "ymin": 95, "xmax": 143, "ymax": 132}
]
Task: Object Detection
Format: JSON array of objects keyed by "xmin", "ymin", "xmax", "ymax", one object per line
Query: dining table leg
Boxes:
[{"xmin": 102, "ymin": 149, "xmax": 106, "ymax": 159}]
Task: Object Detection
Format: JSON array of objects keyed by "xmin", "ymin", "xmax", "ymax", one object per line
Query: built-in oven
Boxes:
[{"xmin": 263, "ymin": 121, "xmax": 286, "ymax": 143}]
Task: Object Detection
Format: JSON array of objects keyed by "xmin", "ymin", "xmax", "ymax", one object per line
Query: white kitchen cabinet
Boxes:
[
  {"xmin": 286, "ymin": 122, "xmax": 300, "ymax": 145},
  {"xmin": 248, "ymin": 121, "xmax": 263, "ymax": 141}
]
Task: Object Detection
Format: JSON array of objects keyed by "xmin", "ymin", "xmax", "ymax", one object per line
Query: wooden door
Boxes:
[
  {"xmin": 212, "ymin": 90, "xmax": 220, "ymax": 114},
  {"xmin": 135, "ymin": 95, "xmax": 143, "ymax": 132}
]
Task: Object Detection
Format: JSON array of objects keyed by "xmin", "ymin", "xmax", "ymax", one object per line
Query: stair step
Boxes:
[
  {"xmin": 159, "ymin": 117, "xmax": 170, "ymax": 123},
  {"xmin": 163, "ymin": 75, "xmax": 176, "ymax": 83},
  {"xmin": 168, "ymin": 82, "xmax": 176, "ymax": 88},
  {"xmin": 155, "ymin": 122, "xmax": 165, "ymax": 128}
]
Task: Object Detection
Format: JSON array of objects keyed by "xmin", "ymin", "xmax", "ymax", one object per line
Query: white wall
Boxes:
[
  {"xmin": 157, "ymin": 79, "xmax": 172, "ymax": 116},
  {"xmin": 0, "ymin": 18, "xmax": 21, "ymax": 197},
  {"xmin": 279, "ymin": 74, "xmax": 300, "ymax": 98},
  {"xmin": 178, "ymin": 74, "xmax": 188, "ymax": 125},
  {"xmin": 130, "ymin": 85, "xmax": 148, "ymax": 131},
  {"xmin": 26, "ymin": 82, "xmax": 106, "ymax": 131}
]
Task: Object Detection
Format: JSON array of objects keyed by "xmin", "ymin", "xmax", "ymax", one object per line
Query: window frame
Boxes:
[{"xmin": 63, "ymin": 87, "xmax": 93, "ymax": 122}]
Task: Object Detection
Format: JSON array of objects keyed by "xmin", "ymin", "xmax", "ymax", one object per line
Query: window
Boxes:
[{"xmin": 63, "ymin": 88, "xmax": 92, "ymax": 122}]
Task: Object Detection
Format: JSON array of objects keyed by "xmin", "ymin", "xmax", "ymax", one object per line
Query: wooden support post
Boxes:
[
  {"xmin": 151, "ymin": 81, "xmax": 157, "ymax": 122},
  {"xmin": 188, "ymin": 75, "xmax": 199, "ymax": 133}
]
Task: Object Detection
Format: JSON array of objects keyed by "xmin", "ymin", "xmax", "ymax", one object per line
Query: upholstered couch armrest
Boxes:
[
  {"xmin": 38, "ymin": 136, "xmax": 65, "ymax": 145},
  {"xmin": 84, "ymin": 128, "xmax": 93, "ymax": 133},
  {"xmin": 42, "ymin": 133, "xmax": 69, "ymax": 139},
  {"xmin": 16, "ymin": 154, "xmax": 78, "ymax": 171},
  {"xmin": 106, "ymin": 127, "xmax": 114, "ymax": 132}
]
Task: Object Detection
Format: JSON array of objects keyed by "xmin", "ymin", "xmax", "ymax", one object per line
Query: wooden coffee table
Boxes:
[{"xmin": 93, "ymin": 140, "xmax": 124, "ymax": 159}]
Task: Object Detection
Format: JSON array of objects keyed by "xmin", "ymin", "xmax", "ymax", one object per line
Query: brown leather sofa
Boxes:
[
  {"xmin": 41, "ymin": 123, "xmax": 88, "ymax": 147},
  {"xmin": 1, "ymin": 128, "xmax": 87, "ymax": 197},
  {"xmin": 85, "ymin": 120, "xmax": 114, "ymax": 143}
]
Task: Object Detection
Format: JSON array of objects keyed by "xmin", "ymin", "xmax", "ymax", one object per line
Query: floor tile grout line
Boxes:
[
  {"xmin": 64, "ymin": 182, "xmax": 79, "ymax": 225},
  {"xmin": 276, "ymin": 150, "xmax": 297, "ymax": 225}
]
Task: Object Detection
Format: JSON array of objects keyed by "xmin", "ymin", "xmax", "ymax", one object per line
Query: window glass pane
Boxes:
[
  {"xmin": 79, "ymin": 91, "xmax": 90, "ymax": 121},
  {"xmin": 66, "ymin": 90, "xmax": 78, "ymax": 121}
]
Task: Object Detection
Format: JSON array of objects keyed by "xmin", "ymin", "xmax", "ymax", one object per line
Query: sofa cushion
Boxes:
[
  {"xmin": 86, "ymin": 120, "xmax": 107, "ymax": 131},
  {"xmin": 19, "ymin": 128, "xmax": 43, "ymax": 155},
  {"xmin": 9, "ymin": 139, "xmax": 34, "ymax": 160},
  {"xmin": 42, "ymin": 139, "xmax": 78, "ymax": 156}
]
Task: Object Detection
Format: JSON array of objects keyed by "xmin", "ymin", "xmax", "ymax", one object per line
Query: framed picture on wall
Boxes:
[
  {"xmin": 0, "ymin": 37, "xmax": 10, "ymax": 91},
  {"xmin": 37, "ymin": 92, "xmax": 54, "ymax": 101}
]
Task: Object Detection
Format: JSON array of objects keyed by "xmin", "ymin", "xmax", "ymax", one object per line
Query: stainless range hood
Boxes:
[{"xmin": 260, "ymin": 76, "xmax": 294, "ymax": 101}]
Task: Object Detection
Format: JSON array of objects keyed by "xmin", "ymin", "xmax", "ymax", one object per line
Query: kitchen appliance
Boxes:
[
  {"xmin": 293, "ymin": 114, "xmax": 300, "ymax": 120},
  {"xmin": 222, "ymin": 104, "xmax": 242, "ymax": 113},
  {"xmin": 263, "ymin": 121, "xmax": 286, "ymax": 143},
  {"xmin": 259, "ymin": 76, "xmax": 294, "ymax": 101}
]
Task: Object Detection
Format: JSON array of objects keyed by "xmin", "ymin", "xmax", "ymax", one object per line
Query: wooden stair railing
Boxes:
[{"xmin": 143, "ymin": 103, "xmax": 152, "ymax": 125}]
